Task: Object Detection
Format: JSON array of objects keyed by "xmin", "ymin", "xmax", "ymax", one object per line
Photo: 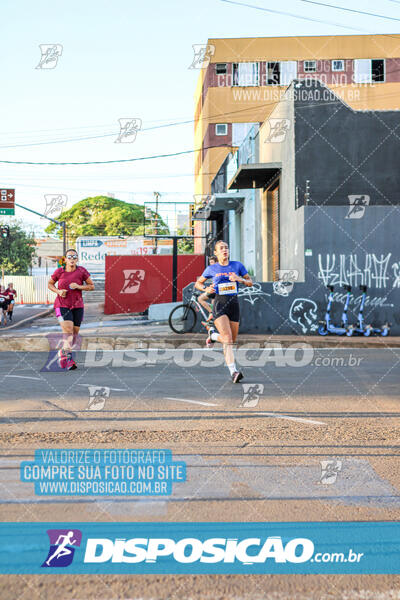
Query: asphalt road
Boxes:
[{"xmin": 0, "ymin": 347, "xmax": 399, "ymax": 599}]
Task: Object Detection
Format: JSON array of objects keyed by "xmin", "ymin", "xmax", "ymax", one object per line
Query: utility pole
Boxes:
[{"xmin": 153, "ymin": 191, "xmax": 160, "ymax": 254}]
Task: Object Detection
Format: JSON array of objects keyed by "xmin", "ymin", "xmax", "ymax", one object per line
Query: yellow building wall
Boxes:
[{"xmin": 207, "ymin": 34, "xmax": 400, "ymax": 62}]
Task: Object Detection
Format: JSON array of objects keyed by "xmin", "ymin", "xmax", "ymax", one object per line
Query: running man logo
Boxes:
[
  {"xmin": 120, "ymin": 269, "xmax": 145, "ymax": 294},
  {"xmin": 44, "ymin": 194, "xmax": 68, "ymax": 217},
  {"xmin": 115, "ymin": 118, "xmax": 142, "ymax": 143},
  {"xmin": 36, "ymin": 44, "xmax": 63, "ymax": 69},
  {"xmin": 240, "ymin": 384, "xmax": 264, "ymax": 407},
  {"xmin": 41, "ymin": 529, "xmax": 82, "ymax": 568},
  {"xmin": 345, "ymin": 195, "xmax": 370, "ymax": 219},
  {"xmin": 265, "ymin": 119, "xmax": 291, "ymax": 143},
  {"xmin": 87, "ymin": 386, "xmax": 110, "ymax": 411},
  {"xmin": 319, "ymin": 460, "xmax": 342, "ymax": 485},
  {"xmin": 188, "ymin": 44, "xmax": 215, "ymax": 69}
]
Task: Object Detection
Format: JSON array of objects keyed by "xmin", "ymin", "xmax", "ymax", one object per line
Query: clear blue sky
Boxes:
[{"xmin": 0, "ymin": 0, "xmax": 399, "ymax": 233}]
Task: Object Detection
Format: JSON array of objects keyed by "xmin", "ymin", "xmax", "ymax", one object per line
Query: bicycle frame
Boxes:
[{"xmin": 188, "ymin": 292, "xmax": 212, "ymax": 323}]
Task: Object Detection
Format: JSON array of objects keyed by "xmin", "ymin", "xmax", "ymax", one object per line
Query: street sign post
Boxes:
[{"xmin": 0, "ymin": 189, "xmax": 15, "ymax": 215}]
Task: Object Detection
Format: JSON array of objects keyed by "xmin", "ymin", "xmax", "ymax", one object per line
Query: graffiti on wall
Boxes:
[
  {"xmin": 317, "ymin": 253, "xmax": 398, "ymax": 289},
  {"xmin": 392, "ymin": 262, "xmax": 400, "ymax": 288},
  {"xmin": 273, "ymin": 269, "xmax": 299, "ymax": 297},
  {"xmin": 289, "ymin": 298, "xmax": 318, "ymax": 334},
  {"xmin": 329, "ymin": 291, "xmax": 394, "ymax": 308},
  {"xmin": 238, "ymin": 282, "xmax": 271, "ymax": 305}
]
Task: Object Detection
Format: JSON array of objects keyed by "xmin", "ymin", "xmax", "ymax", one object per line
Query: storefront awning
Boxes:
[
  {"xmin": 227, "ymin": 163, "xmax": 281, "ymax": 190},
  {"xmin": 193, "ymin": 194, "xmax": 244, "ymax": 219}
]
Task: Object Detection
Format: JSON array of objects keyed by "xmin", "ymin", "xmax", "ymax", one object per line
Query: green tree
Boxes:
[
  {"xmin": 0, "ymin": 221, "xmax": 36, "ymax": 275},
  {"xmin": 45, "ymin": 196, "xmax": 169, "ymax": 241},
  {"xmin": 176, "ymin": 228, "xmax": 194, "ymax": 254}
]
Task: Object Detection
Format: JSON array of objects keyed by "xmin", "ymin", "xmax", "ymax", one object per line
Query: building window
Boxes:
[
  {"xmin": 232, "ymin": 62, "xmax": 259, "ymax": 86},
  {"xmin": 354, "ymin": 59, "xmax": 385, "ymax": 83},
  {"xmin": 332, "ymin": 59, "xmax": 344, "ymax": 71},
  {"xmin": 372, "ymin": 59, "xmax": 385, "ymax": 82},
  {"xmin": 215, "ymin": 123, "xmax": 228, "ymax": 136},
  {"xmin": 303, "ymin": 60, "xmax": 316, "ymax": 73},
  {"xmin": 267, "ymin": 62, "xmax": 280, "ymax": 84},
  {"xmin": 215, "ymin": 63, "xmax": 227, "ymax": 74}
]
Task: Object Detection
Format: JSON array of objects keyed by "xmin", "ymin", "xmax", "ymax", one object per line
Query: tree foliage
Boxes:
[
  {"xmin": 177, "ymin": 228, "xmax": 194, "ymax": 254},
  {"xmin": 0, "ymin": 221, "xmax": 36, "ymax": 275},
  {"xmin": 45, "ymin": 196, "xmax": 169, "ymax": 241}
]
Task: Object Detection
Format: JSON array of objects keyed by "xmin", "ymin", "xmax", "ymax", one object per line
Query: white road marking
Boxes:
[
  {"xmin": 254, "ymin": 412, "xmax": 326, "ymax": 426},
  {"xmin": 165, "ymin": 397, "xmax": 218, "ymax": 407},
  {"xmin": 4, "ymin": 375, "xmax": 41, "ymax": 380}
]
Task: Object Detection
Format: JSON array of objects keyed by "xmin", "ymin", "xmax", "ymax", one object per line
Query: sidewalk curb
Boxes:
[
  {"xmin": 0, "ymin": 307, "xmax": 54, "ymax": 333},
  {"xmin": 2, "ymin": 334, "xmax": 400, "ymax": 352}
]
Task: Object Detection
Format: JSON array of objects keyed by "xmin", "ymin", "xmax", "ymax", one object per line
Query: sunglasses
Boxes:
[{"xmin": 66, "ymin": 255, "xmax": 78, "ymax": 259}]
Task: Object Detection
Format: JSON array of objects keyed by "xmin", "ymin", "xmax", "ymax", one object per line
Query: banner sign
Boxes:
[{"xmin": 0, "ymin": 522, "xmax": 399, "ymax": 574}]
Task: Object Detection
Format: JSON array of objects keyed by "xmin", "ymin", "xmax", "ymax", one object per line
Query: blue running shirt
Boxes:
[{"xmin": 201, "ymin": 261, "xmax": 248, "ymax": 296}]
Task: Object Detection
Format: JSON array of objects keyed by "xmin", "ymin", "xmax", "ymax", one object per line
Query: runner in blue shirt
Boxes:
[{"xmin": 195, "ymin": 240, "xmax": 253, "ymax": 383}]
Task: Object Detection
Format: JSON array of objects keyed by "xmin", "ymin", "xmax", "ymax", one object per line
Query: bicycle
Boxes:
[{"xmin": 168, "ymin": 290, "xmax": 213, "ymax": 334}]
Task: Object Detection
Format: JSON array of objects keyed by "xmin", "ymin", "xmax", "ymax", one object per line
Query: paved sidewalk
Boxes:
[{"xmin": 2, "ymin": 301, "xmax": 399, "ymax": 350}]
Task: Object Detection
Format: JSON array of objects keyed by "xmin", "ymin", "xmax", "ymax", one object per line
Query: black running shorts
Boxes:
[
  {"xmin": 56, "ymin": 307, "xmax": 84, "ymax": 327},
  {"xmin": 212, "ymin": 294, "xmax": 240, "ymax": 322}
]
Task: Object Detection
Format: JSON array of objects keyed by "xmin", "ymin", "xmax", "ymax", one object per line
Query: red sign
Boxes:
[
  {"xmin": 104, "ymin": 254, "xmax": 205, "ymax": 314},
  {"xmin": 0, "ymin": 189, "xmax": 15, "ymax": 209}
]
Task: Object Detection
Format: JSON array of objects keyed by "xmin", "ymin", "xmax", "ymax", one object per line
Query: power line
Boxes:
[
  {"xmin": 2, "ymin": 63, "xmax": 400, "ymax": 150},
  {"xmin": 2, "ymin": 83, "xmax": 400, "ymax": 154},
  {"xmin": 2, "ymin": 82, "xmax": 400, "ymax": 166},
  {"xmin": 0, "ymin": 145, "xmax": 229, "ymax": 166},
  {"xmin": 297, "ymin": 0, "xmax": 400, "ymax": 22},
  {"xmin": 219, "ymin": 0, "xmax": 370, "ymax": 31}
]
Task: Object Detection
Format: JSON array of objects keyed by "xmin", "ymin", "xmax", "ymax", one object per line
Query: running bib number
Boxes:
[{"xmin": 217, "ymin": 282, "xmax": 237, "ymax": 295}]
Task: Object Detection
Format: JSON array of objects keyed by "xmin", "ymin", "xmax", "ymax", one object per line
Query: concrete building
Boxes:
[
  {"xmin": 187, "ymin": 79, "xmax": 400, "ymax": 334},
  {"xmin": 194, "ymin": 34, "xmax": 400, "ymax": 255}
]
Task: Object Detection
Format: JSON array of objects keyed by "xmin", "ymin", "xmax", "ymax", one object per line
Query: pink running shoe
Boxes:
[
  {"xmin": 65, "ymin": 353, "xmax": 77, "ymax": 370},
  {"xmin": 57, "ymin": 349, "xmax": 69, "ymax": 369}
]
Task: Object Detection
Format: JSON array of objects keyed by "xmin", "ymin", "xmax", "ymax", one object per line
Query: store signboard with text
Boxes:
[{"xmin": 76, "ymin": 236, "xmax": 173, "ymax": 273}]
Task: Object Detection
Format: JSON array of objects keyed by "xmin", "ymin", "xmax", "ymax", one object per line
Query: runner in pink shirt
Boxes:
[
  {"xmin": 48, "ymin": 249, "xmax": 94, "ymax": 370},
  {"xmin": 0, "ymin": 285, "xmax": 10, "ymax": 327},
  {"xmin": 5, "ymin": 282, "xmax": 17, "ymax": 322}
]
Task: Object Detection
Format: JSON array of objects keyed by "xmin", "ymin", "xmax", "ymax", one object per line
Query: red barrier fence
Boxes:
[{"xmin": 104, "ymin": 254, "xmax": 205, "ymax": 314}]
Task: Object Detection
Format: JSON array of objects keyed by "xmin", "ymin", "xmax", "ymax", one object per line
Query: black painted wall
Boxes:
[
  {"xmin": 294, "ymin": 80, "xmax": 400, "ymax": 207},
  {"xmin": 184, "ymin": 206, "xmax": 400, "ymax": 334}
]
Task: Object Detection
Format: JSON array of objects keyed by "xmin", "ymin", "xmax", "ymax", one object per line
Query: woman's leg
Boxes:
[
  {"xmin": 72, "ymin": 326, "xmax": 80, "ymax": 349},
  {"xmin": 230, "ymin": 321, "xmax": 240, "ymax": 343},
  {"xmin": 60, "ymin": 319, "xmax": 74, "ymax": 352},
  {"xmin": 213, "ymin": 315, "xmax": 237, "ymax": 371},
  {"xmin": 198, "ymin": 293, "xmax": 212, "ymax": 315}
]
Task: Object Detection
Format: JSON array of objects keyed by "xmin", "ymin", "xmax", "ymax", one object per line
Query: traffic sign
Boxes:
[{"xmin": 0, "ymin": 189, "xmax": 15, "ymax": 215}]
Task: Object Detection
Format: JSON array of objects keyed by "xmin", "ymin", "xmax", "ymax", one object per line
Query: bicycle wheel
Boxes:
[{"xmin": 168, "ymin": 304, "xmax": 197, "ymax": 334}]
